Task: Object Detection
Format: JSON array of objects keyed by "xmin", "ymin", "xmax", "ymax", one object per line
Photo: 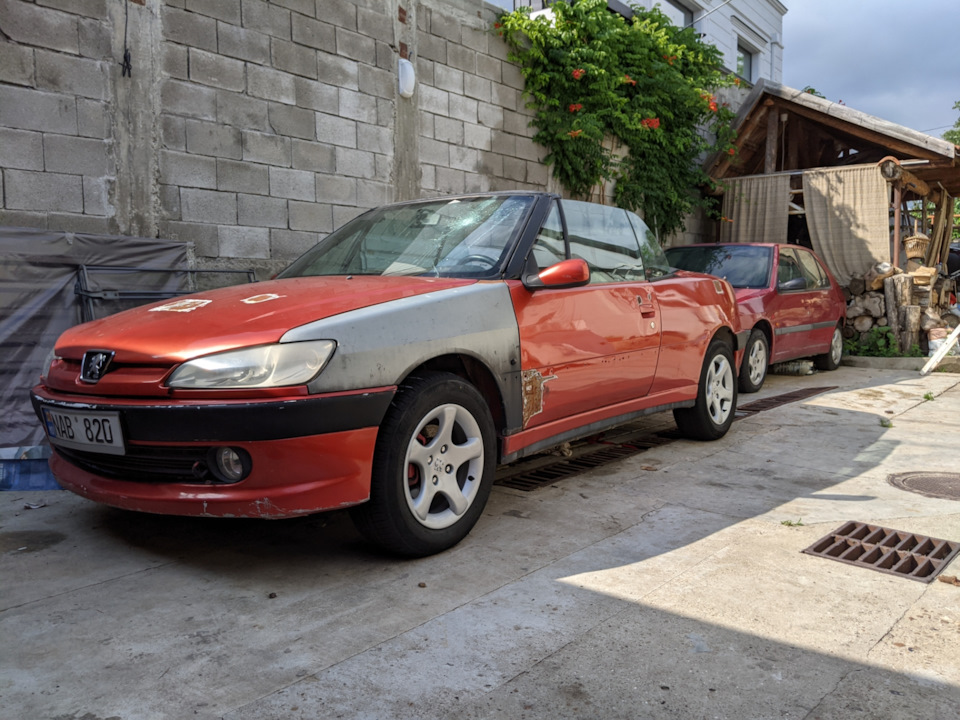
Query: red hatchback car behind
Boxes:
[{"xmin": 665, "ymin": 243, "xmax": 846, "ymax": 392}]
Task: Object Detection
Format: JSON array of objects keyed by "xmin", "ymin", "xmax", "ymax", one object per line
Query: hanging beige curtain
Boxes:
[
  {"xmin": 802, "ymin": 165, "xmax": 889, "ymax": 285},
  {"xmin": 719, "ymin": 174, "xmax": 791, "ymax": 244}
]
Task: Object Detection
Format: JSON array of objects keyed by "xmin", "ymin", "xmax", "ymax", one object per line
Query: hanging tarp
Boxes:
[
  {"xmin": 802, "ymin": 165, "xmax": 890, "ymax": 285},
  {"xmin": 0, "ymin": 227, "xmax": 189, "ymax": 450},
  {"xmin": 719, "ymin": 174, "xmax": 791, "ymax": 244}
]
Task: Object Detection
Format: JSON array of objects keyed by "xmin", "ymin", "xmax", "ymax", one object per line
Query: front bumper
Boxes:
[{"xmin": 31, "ymin": 386, "xmax": 395, "ymax": 518}]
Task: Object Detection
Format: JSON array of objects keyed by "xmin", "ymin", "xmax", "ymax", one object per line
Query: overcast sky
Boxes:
[{"xmin": 781, "ymin": 0, "xmax": 959, "ymax": 138}]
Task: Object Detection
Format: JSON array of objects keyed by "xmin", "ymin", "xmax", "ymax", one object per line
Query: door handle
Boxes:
[{"xmin": 637, "ymin": 296, "xmax": 656, "ymax": 317}]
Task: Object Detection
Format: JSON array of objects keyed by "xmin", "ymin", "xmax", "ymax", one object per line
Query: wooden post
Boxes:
[
  {"xmin": 892, "ymin": 183, "xmax": 902, "ymax": 268},
  {"xmin": 883, "ymin": 274, "xmax": 913, "ymax": 353},
  {"xmin": 900, "ymin": 305, "xmax": 921, "ymax": 354},
  {"xmin": 764, "ymin": 109, "xmax": 779, "ymax": 174}
]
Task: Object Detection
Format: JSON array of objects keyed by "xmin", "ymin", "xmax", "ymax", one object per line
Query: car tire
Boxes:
[
  {"xmin": 350, "ymin": 372, "xmax": 496, "ymax": 557},
  {"xmin": 673, "ymin": 338, "xmax": 737, "ymax": 441},
  {"xmin": 814, "ymin": 325, "xmax": 843, "ymax": 371},
  {"xmin": 738, "ymin": 329, "xmax": 768, "ymax": 394}
]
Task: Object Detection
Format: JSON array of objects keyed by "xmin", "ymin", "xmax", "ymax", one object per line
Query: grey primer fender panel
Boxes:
[{"xmin": 281, "ymin": 282, "xmax": 523, "ymax": 429}]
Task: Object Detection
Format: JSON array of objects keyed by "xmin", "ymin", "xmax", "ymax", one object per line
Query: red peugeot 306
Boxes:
[{"xmin": 33, "ymin": 193, "xmax": 745, "ymax": 556}]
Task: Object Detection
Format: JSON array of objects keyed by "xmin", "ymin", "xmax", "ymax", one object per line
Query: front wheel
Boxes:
[
  {"xmin": 738, "ymin": 329, "xmax": 768, "ymax": 393},
  {"xmin": 674, "ymin": 338, "xmax": 737, "ymax": 441},
  {"xmin": 350, "ymin": 372, "xmax": 496, "ymax": 557},
  {"xmin": 814, "ymin": 325, "xmax": 843, "ymax": 371}
]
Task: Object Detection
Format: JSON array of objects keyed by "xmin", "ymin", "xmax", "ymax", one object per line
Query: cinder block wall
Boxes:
[{"xmin": 0, "ymin": 0, "xmax": 546, "ymax": 278}]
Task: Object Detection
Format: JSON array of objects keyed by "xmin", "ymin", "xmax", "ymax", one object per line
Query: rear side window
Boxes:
[
  {"xmin": 560, "ymin": 200, "xmax": 645, "ymax": 283},
  {"xmin": 530, "ymin": 202, "xmax": 566, "ymax": 270},
  {"xmin": 780, "ymin": 247, "xmax": 826, "ymax": 290},
  {"xmin": 795, "ymin": 248, "xmax": 831, "ymax": 289}
]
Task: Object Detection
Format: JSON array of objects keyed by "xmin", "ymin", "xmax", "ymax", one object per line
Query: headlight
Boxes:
[{"xmin": 167, "ymin": 340, "xmax": 336, "ymax": 389}]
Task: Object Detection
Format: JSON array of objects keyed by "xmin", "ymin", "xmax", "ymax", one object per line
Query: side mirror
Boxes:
[
  {"xmin": 523, "ymin": 258, "xmax": 590, "ymax": 290},
  {"xmin": 778, "ymin": 277, "xmax": 807, "ymax": 292}
]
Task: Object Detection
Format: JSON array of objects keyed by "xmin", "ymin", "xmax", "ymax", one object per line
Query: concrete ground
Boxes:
[{"xmin": 2, "ymin": 365, "xmax": 959, "ymax": 720}]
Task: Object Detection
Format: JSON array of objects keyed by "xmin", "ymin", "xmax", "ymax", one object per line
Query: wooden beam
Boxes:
[{"xmin": 764, "ymin": 109, "xmax": 779, "ymax": 173}]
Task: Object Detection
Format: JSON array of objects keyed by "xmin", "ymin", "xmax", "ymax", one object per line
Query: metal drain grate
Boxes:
[
  {"xmin": 497, "ymin": 445, "xmax": 645, "ymax": 491},
  {"xmin": 888, "ymin": 472, "xmax": 960, "ymax": 501},
  {"xmin": 803, "ymin": 521, "xmax": 960, "ymax": 583},
  {"xmin": 735, "ymin": 386, "xmax": 837, "ymax": 418}
]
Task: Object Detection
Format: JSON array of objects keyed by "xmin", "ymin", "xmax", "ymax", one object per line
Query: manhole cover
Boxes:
[
  {"xmin": 888, "ymin": 472, "xmax": 960, "ymax": 501},
  {"xmin": 803, "ymin": 521, "xmax": 960, "ymax": 583}
]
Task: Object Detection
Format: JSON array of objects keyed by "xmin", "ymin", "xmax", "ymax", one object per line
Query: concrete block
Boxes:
[
  {"xmin": 461, "ymin": 24, "xmax": 488, "ymax": 54},
  {"xmin": 292, "ymin": 140, "xmax": 335, "ymax": 173},
  {"xmin": 0, "ymin": 41, "xmax": 35, "ymax": 86},
  {"xmin": 217, "ymin": 23, "xmax": 270, "ymax": 64},
  {"xmin": 161, "ymin": 116, "xmax": 186, "ymax": 150},
  {"xmin": 417, "ymin": 31, "xmax": 446, "ymax": 64},
  {"xmin": 242, "ymin": 131, "xmax": 291, "ymax": 166},
  {"xmin": 185, "ymin": 0, "xmax": 240, "ymax": 24},
  {"xmin": 491, "ymin": 131, "xmax": 516, "ymax": 157},
  {"xmin": 321, "ymin": 0, "xmax": 357, "ymax": 30},
  {"xmin": 217, "ymin": 158, "xmax": 270, "ymax": 195},
  {"xmin": 464, "ymin": 74, "xmax": 491, "ymax": 103},
  {"xmin": 188, "ymin": 49, "xmax": 246, "ymax": 91},
  {"xmin": 516, "ymin": 137, "xmax": 545, "ymax": 162},
  {"xmin": 491, "ymin": 83, "xmax": 518, "ymax": 112},
  {"xmin": 316, "ymin": 113, "xmax": 356, "ymax": 148},
  {"xmin": 373, "ymin": 153, "xmax": 391, "ymax": 183},
  {"xmin": 420, "ymin": 163, "xmax": 436, "ymax": 190},
  {"xmin": 375, "ymin": 39, "xmax": 393, "ymax": 71},
  {"xmin": 332, "ymin": 204, "xmax": 364, "ymax": 228},
  {"xmin": 247, "ymin": 65, "xmax": 296, "ymax": 105},
  {"xmin": 316, "ymin": 173, "xmax": 357, "ymax": 204},
  {"xmin": 335, "ymin": 27, "xmax": 376, "ymax": 65},
  {"xmin": 160, "ymin": 220, "xmax": 219, "ymax": 256},
  {"xmin": 82, "ymin": 176, "xmax": 111, "ymax": 216},
  {"xmin": 36, "ymin": 0, "xmax": 107, "ymax": 20},
  {"xmin": 464, "ymin": 122, "xmax": 492, "ymax": 151},
  {"xmin": 479, "ymin": 150, "xmax": 503, "ymax": 178},
  {"xmin": 357, "ymin": 7, "xmax": 393, "ymax": 42},
  {"xmin": 430, "ymin": 11, "xmax": 460, "ymax": 43},
  {"xmin": 78, "ymin": 16, "xmax": 111, "ymax": 59},
  {"xmin": 503, "ymin": 109, "xmax": 532, "ymax": 137},
  {"xmin": 217, "ymin": 91, "xmax": 269, "ymax": 131},
  {"xmin": 271, "ymin": 228, "xmax": 319, "ymax": 260},
  {"xmin": 43, "ymin": 134, "xmax": 111, "ymax": 176},
  {"xmin": 180, "ymin": 188, "xmax": 238, "ymax": 224},
  {"xmin": 5, "ymin": 169, "xmax": 83, "ymax": 212},
  {"xmin": 316, "ymin": 51, "xmax": 358, "ymax": 90},
  {"xmin": 161, "ymin": 79, "xmax": 217, "ymax": 120},
  {"xmin": 160, "ymin": 184, "xmax": 181, "ymax": 219},
  {"xmin": 419, "ymin": 111, "xmax": 435, "ymax": 139},
  {"xmin": 219, "ymin": 224, "xmax": 270, "ymax": 258},
  {"xmin": 272, "ymin": 39, "xmax": 318, "ymax": 79},
  {"xmin": 268, "ymin": 103, "xmax": 316, "ymax": 140},
  {"xmin": 288, "ymin": 200, "xmax": 333, "ymax": 232},
  {"xmin": 240, "ymin": 0, "xmax": 291, "ymax": 40},
  {"xmin": 358, "ymin": 65, "xmax": 395, "ymax": 100},
  {"xmin": 487, "ymin": 33, "xmax": 511, "ymax": 62},
  {"xmin": 447, "ymin": 44, "xmax": 476, "ymax": 74},
  {"xmin": 434, "ymin": 65, "xmax": 463, "ymax": 95},
  {"xmin": 503, "ymin": 155, "xmax": 526, "ymax": 182},
  {"xmin": 160, "ymin": 150, "xmax": 218, "ymax": 189},
  {"xmin": 294, "ymin": 77, "xmax": 338, "ymax": 112},
  {"xmin": 434, "ymin": 116, "xmax": 463, "ymax": 145},
  {"xmin": 376, "ymin": 98, "xmax": 393, "ymax": 128},
  {"xmin": 336, "ymin": 147, "xmax": 375, "ymax": 179},
  {"xmin": 420, "ymin": 138, "xmax": 449, "ymax": 167},
  {"xmin": 0, "ymin": 128, "xmax": 44, "ymax": 171},
  {"xmin": 338, "ymin": 88, "xmax": 377, "ymax": 124},
  {"xmin": 502, "ymin": 62, "xmax": 525, "ymax": 91},
  {"xmin": 35, "ymin": 50, "xmax": 108, "ymax": 100},
  {"xmin": 162, "ymin": 44, "xmax": 189, "ymax": 80},
  {"xmin": 0, "ymin": 209, "xmax": 47, "ymax": 228},
  {"xmin": 435, "ymin": 166, "xmax": 465, "ymax": 194},
  {"xmin": 450, "ymin": 145, "xmax": 478, "ymax": 172},
  {"xmin": 464, "ymin": 171, "xmax": 489, "ymax": 193},
  {"xmin": 476, "ymin": 102, "xmax": 504, "ymax": 131},
  {"xmin": 47, "ymin": 212, "xmax": 114, "ymax": 234},
  {"xmin": 526, "ymin": 160, "xmax": 549, "ymax": 187},
  {"xmin": 0, "ymin": 0, "xmax": 79, "ymax": 54},
  {"xmin": 292, "ymin": 16, "xmax": 336, "ymax": 52},
  {"xmin": 76, "ymin": 98, "xmax": 109, "ymax": 139},
  {"xmin": 449, "ymin": 94, "xmax": 478, "ymax": 124},
  {"xmin": 272, "ymin": 0, "xmax": 314, "ymax": 17},
  {"xmin": 416, "ymin": 58, "xmax": 435, "ymax": 89},
  {"xmin": 162, "ymin": 7, "xmax": 217, "ymax": 52},
  {"xmin": 418, "ymin": 85, "xmax": 449, "ymax": 116},
  {"xmin": 238, "ymin": 193, "xmax": 288, "ymax": 227},
  {"xmin": 356, "ymin": 123, "xmax": 392, "ymax": 155},
  {"xmin": 269, "ymin": 166, "xmax": 315, "ymax": 201},
  {"xmin": 185, "ymin": 120, "xmax": 242, "ymax": 159},
  {"xmin": 476, "ymin": 54, "xmax": 501, "ymax": 84},
  {"xmin": 356, "ymin": 179, "xmax": 389, "ymax": 207}
]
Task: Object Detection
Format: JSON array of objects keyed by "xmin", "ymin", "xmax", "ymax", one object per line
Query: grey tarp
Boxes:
[{"xmin": 0, "ymin": 227, "xmax": 189, "ymax": 450}]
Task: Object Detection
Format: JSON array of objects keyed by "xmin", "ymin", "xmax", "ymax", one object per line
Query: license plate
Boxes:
[{"xmin": 42, "ymin": 407, "xmax": 125, "ymax": 455}]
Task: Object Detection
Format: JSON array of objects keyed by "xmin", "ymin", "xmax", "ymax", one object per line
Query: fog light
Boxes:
[{"xmin": 210, "ymin": 447, "xmax": 250, "ymax": 483}]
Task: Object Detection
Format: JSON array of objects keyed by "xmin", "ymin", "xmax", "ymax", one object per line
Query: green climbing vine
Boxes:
[{"xmin": 495, "ymin": 0, "xmax": 738, "ymax": 238}]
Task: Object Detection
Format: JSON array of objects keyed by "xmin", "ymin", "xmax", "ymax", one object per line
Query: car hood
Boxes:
[{"xmin": 55, "ymin": 276, "xmax": 477, "ymax": 363}]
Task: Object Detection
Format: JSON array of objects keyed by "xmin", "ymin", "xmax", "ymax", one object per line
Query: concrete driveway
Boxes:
[{"xmin": 2, "ymin": 365, "xmax": 959, "ymax": 719}]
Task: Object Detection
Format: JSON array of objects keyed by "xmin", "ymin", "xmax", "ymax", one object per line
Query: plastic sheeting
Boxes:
[{"xmin": 1, "ymin": 227, "xmax": 190, "ymax": 450}]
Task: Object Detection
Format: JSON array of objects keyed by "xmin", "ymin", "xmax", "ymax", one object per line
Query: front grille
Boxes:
[{"xmin": 56, "ymin": 446, "xmax": 216, "ymax": 484}]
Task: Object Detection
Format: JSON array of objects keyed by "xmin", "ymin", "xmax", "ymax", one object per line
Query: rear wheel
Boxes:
[
  {"xmin": 350, "ymin": 372, "xmax": 495, "ymax": 557},
  {"xmin": 814, "ymin": 325, "xmax": 843, "ymax": 371},
  {"xmin": 738, "ymin": 329, "xmax": 768, "ymax": 393},
  {"xmin": 674, "ymin": 338, "xmax": 737, "ymax": 440}
]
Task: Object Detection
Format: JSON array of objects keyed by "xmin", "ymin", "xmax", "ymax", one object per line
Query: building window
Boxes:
[
  {"xmin": 608, "ymin": 1, "xmax": 694, "ymax": 28},
  {"xmin": 736, "ymin": 43, "xmax": 754, "ymax": 81}
]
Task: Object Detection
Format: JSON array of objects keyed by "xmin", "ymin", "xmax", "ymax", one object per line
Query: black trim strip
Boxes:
[
  {"xmin": 775, "ymin": 321, "xmax": 836, "ymax": 336},
  {"xmin": 32, "ymin": 390, "xmax": 395, "ymax": 443}
]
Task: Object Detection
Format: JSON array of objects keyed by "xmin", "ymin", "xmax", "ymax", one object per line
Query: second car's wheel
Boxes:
[
  {"xmin": 738, "ymin": 329, "xmax": 768, "ymax": 393},
  {"xmin": 814, "ymin": 325, "xmax": 843, "ymax": 371},
  {"xmin": 350, "ymin": 372, "xmax": 496, "ymax": 557},
  {"xmin": 673, "ymin": 338, "xmax": 737, "ymax": 441}
]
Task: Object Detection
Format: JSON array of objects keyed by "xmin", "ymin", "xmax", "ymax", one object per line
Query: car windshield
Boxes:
[
  {"xmin": 278, "ymin": 195, "xmax": 536, "ymax": 279},
  {"xmin": 665, "ymin": 245, "xmax": 773, "ymax": 288}
]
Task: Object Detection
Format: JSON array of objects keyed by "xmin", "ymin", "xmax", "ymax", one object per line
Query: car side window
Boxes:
[
  {"xmin": 560, "ymin": 200, "xmax": 645, "ymax": 283},
  {"xmin": 530, "ymin": 202, "xmax": 567, "ymax": 270},
  {"xmin": 777, "ymin": 248, "xmax": 806, "ymax": 288},
  {"xmin": 795, "ymin": 248, "xmax": 830, "ymax": 289}
]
